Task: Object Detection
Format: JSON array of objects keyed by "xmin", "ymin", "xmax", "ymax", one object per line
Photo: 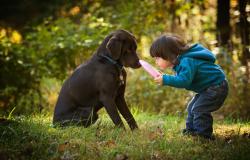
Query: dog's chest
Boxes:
[{"xmin": 118, "ymin": 74, "xmax": 125, "ymax": 86}]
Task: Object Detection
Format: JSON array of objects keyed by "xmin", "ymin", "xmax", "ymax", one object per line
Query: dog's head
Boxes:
[{"xmin": 100, "ymin": 30, "xmax": 141, "ymax": 69}]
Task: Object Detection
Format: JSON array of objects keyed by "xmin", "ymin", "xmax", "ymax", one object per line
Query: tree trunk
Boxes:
[
  {"xmin": 170, "ymin": 0, "xmax": 176, "ymax": 32},
  {"xmin": 216, "ymin": 0, "xmax": 230, "ymax": 46},
  {"xmin": 239, "ymin": 0, "xmax": 250, "ymax": 64},
  {"xmin": 238, "ymin": 0, "xmax": 250, "ymax": 118}
]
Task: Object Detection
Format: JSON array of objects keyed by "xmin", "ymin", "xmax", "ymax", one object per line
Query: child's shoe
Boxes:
[
  {"xmin": 182, "ymin": 129, "xmax": 215, "ymax": 141},
  {"xmin": 182, "ymin": 128, "xmax": 195, "ymax": 136}
]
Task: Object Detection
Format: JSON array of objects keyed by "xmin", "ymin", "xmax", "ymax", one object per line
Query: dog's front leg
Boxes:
[
  {"xmin": 115, "ymin": 70, "xmax": 138, "ymax": 130},
  {"xmin": 100, "ymin": 95, "xmax": 125, "ymax": 129},
  {"xmin": 115, "ymin": 95, "xmax": 138, "ymax": 130}
]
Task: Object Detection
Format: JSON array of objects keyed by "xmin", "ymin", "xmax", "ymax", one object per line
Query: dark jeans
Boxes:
[{"xmin": 186, "ymin": 80, "xmax": 229, "ymax": 137}]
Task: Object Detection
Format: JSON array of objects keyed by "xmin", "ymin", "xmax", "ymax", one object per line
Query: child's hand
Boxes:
[{"xmin": 154, "ymin": 74, "xmax": 163, "ymax": 85}]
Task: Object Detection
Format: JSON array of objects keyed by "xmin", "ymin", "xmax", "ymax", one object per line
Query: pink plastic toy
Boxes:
[{"xmin": 139, "ymin": 60, "xmax": 161, "ymax": 78}]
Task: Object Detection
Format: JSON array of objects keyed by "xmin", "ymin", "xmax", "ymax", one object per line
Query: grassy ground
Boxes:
[{"xmin": 0, "ymin": 111, "xmax": 250, "ymax": 160}]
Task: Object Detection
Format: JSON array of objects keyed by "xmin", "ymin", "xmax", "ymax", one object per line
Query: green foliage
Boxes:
[
  {"xmin": 0, "ymin": 37, "xmax": 38, "ymax": 112},
  {"xmin": 0, "ymin": 113, "xmax": 249, "ymax": 159},
  {"xmin": 0, "ymin": 15, "xmax": 113, "ymax": 113}
]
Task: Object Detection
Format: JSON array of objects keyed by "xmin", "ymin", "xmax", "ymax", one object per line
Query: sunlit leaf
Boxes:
[
  {"xmin": 69, "ymin": 6, "xmax": 80, "ymax": 16},
  {"xmin": 10, "ymin": 31, "xmax": 22, "ymax": 44}
]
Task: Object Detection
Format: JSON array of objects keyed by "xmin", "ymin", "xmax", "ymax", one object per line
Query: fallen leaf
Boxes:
[
  {"xmin": 58, "ymin": 141, "xmax": 70, "ymax": 152},
  {"xmin": 242, "ymin": 132, "xmax": 250, "ymax": 139},
  {"xmin": 148, "ymin": 127, "xmax": 165, "ymax": 140},
  {"xmin": 115, "ymin": 153, "xmax": 128, "ymax": 160},
  {"xmin": 98, "ymin": 140, "xmax": 116, "ymax": 148}
]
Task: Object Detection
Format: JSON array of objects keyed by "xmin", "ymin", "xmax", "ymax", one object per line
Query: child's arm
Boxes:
[{"xmin": 162, "ymin": 58, "xmax": 196, "ymax": 88}]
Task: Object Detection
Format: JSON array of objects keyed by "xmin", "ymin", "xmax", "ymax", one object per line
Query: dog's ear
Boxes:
[{"xmin": 106, "ymin": 36, "xmax": 122, "ymax": 60}]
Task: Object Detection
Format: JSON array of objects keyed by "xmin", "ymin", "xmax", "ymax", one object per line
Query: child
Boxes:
[{"xmin": 150, "ymin": 35, "xmax": 228, "ymax": 140}]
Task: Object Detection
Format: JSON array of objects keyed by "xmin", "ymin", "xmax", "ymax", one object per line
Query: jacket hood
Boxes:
[{"xmin": 179, "ymin": 43, "xmax": 216, "ymax": 63}]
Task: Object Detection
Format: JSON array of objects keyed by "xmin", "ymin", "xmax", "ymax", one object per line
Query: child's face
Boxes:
[{"xmin": 155, "ymin": 57, "xmax": 173, "ymax": 69}]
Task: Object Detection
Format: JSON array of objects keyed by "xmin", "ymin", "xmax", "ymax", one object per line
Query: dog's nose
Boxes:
[
  {"xmin": 135, "ymin": 61, "xmax": 141, "ymax": 68},
  {"xmin": 138, "ymin": 61, "xmax": 142, "ymax": 67}
]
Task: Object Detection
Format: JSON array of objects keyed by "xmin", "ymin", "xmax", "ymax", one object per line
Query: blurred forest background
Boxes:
[{"xmin": 0, "ymin": 0, "xmax": 249, "ymax": 119}]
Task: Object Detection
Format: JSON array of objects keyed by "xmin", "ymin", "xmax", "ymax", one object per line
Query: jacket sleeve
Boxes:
[{"xmin": 162, "ymin": 58, "xmax": 196, "ymax": 88}]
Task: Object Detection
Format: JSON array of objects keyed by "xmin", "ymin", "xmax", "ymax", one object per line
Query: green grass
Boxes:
[{"xmin": 0, "ymin": 111, "xmax": 250, "ymax": 160}]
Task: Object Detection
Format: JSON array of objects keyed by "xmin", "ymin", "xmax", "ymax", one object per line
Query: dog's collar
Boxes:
[{"xmin": 99, "ymin": 55, "xmax": 123, "ymax": 71}]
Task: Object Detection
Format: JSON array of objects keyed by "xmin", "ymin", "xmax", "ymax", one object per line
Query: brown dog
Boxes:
[{"xmin": 53, "ymin": 30, "xmax": 141, "ymax": 130}]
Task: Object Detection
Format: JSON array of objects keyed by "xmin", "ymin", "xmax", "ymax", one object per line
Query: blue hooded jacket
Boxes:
[{"xmin": 162, "ymin": 43, "xmax": 226, "ymax": 93}]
